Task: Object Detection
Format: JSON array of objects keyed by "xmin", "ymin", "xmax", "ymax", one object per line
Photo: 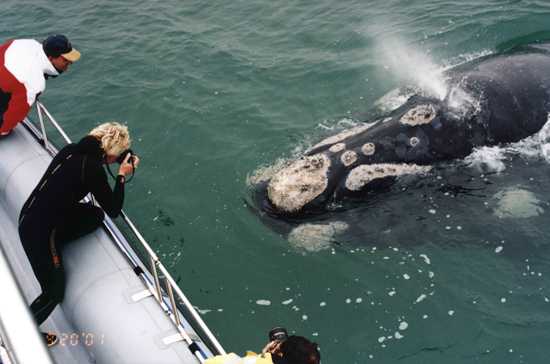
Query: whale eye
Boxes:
[{"xmin": 400, "ymin": 104, "xmax": 436, "ymax": 126}]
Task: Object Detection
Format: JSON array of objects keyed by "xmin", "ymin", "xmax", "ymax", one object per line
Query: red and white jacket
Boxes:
[{"xmin": 0, "ymin": 39, "xmax": 59, "ymax": 133}]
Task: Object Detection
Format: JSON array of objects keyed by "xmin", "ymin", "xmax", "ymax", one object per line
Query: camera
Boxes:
[
  {"xmin": 117, "ymin": 149, "xmax": 135, "ymax": 164},
  {"xmin": 268, "ymin": 327, "xmax": 288, "ymax": 342}
]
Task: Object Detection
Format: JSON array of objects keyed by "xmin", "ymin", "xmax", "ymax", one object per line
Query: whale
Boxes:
[{"xmin": 254, "ymin": 43, "xmax": 550, "ymax": 217}]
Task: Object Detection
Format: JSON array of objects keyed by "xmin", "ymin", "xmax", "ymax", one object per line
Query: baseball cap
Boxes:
[{"xmin": 43, "ymin": 34, "xmax": 81, "ymax": 62}]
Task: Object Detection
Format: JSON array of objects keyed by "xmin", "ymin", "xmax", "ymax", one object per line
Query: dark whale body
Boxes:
[{"xmin": 255, "ymin": 43, "xmax": 550, "ymax": 217}]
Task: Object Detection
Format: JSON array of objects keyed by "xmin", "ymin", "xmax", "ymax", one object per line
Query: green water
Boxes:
[{"xmin": 4, "ymin": 1, "xmax": 550, "ymax": 363}]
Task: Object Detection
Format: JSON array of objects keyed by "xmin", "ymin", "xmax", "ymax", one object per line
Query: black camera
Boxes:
[
  {"xmin": 117, "ymin": 149, "xmax": 135, "ymax": 164},
  {"xmin": 268, "ymin": 327, "xmax": 288, "ymax": 342}
]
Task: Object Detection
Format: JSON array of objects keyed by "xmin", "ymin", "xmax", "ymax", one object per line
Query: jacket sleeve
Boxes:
[
  {"xmin": 0, "ymin": 87, "xmax": 30, "ymax": 133},
  {"xmin": 86, "ymin": 160, "xmax": 125, "ymax": 218}
]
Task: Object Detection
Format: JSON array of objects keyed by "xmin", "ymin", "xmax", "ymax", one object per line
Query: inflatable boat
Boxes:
[{"xmin": 0, "ymin": 102, "xmax": 225, "ymax": 364}]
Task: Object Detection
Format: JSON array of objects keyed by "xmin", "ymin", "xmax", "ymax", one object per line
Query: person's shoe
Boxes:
[{"xmin": 42, "ymin": 332, "xmax": 58, "ymax": 348}]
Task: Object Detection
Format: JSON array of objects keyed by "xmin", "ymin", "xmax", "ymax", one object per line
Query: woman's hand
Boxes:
[
  {"xmin": 118, "ymin": 153, "xmax": 140, "ymax": 177},
  {"xmin": 262, "ymin": 340, "xmax": 282, "ymax": 356}
]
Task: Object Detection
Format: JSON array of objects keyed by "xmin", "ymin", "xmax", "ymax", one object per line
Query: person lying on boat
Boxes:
[
  {"xmin": 18, "ymin": 122, "xmax": 139, "ymax": 348},
  {"xmin": 0, "ymin": 34, "xmax": 80, "ymax": 136},
  {"xmin": 205, "ymin": 332, "xmax": 321, "ymax": 364}
]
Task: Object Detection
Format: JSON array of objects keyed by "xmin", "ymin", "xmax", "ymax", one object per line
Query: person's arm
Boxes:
[
  {"xmin": 87, "ymin": 162, "xmax": 124, "ymax": 218},
  {"xmin": 0, "ymin": 88, "xmax": 30, "ymax": 133},
  {"xmin": 87, "ymin": 153, "xmax": 138, "ymax": 217}
]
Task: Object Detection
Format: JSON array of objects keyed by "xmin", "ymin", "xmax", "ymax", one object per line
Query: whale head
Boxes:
[{"xmin": 260, "ymin": 94, "xmax": 481, "ymax": 217}]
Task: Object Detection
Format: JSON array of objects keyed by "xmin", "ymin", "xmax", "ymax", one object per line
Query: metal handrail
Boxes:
[{"xmin": 32, "ymin": 102, "xmax": 226, "ymax": 360}]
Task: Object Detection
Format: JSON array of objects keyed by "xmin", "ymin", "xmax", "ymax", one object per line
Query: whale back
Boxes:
[{"xmin": 257, "ymin": 44, "xmax": 550, "ymax": 217}]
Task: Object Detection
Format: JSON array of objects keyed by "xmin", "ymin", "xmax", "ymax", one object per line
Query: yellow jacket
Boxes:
[{"xmin": 205, "ymin": 351, "xmax": 274, "ymax": 364}]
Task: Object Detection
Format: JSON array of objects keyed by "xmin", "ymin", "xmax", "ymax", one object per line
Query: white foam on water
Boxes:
[
  {"xmin": 466, "ymin": 115, "xmax": 550, "ymax": 173},
  {"xmin": 398, "ymin": 321, "xmax": 408, "ymax": 331},
  {"xmin": 403, "ymin": 274, "xmax": 410, "ymax": 280},
  {"xmin": 282, "ymin": 299, "xmax": 293, "ymax": 305},
  {"xmin": 464, "ymin": 146, "xmax": 507, "ymax": 173},
  {"xmin": 419, "ymin": 254, "xmax": 431, "ymax": 265},
  {"xmin": 196, "ymin": 308, "xmax": 212, "ymax": 315},
  {"xmin": 415, "ymin": 294, "xmax": 427, "ymax": 304},
  {"xmin": 448, "ymin": 310, "xmax": 455, "ymax": 316},
  {"xmin": 394, "ymin": 332, "xmax": 404, "ymax": 339},
  {"xmin": 256, "ymin": 299, "xmax": 271, "ymax": 306},
  {"xmin": 492, "ymin": 187, "xmax": 544, "ymax": 219},
  {"xmin": 288, "ymin": 221, "xmax": 349, "ymax": 252},
  {"xmin": 507, "ymin": 116, "xmax": 550, "ymax": 160}
]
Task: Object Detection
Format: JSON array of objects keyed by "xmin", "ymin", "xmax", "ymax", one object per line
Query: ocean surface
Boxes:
[{"xmin": 3, "ymin": 1, "xmax": 550, "ymax": 363}]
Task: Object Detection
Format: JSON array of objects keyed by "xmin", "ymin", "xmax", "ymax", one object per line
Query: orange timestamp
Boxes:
[{"xmin": 59, "ymin": 332, "xmax": 106, "ymax": 347}]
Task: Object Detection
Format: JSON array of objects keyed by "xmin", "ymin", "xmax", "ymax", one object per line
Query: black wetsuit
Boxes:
[{"xmin": 18, "ymin": 136, "xmax": 125, "ymax": 325}]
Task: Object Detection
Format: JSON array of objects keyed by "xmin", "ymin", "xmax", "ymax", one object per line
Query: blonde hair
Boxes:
[{"xmin": 89, "ymin": 122, "xmax": 131, "ymax": 156}]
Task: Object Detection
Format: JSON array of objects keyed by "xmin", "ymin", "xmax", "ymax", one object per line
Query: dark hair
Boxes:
[{"xmin": 278, "ymin": 335, "xmax": 320, "ymax": 364}]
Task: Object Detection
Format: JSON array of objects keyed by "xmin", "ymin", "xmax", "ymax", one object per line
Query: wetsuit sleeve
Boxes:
[{"xmin": 86, "ymin": 162, "xmax": 124, "ymax": 218}]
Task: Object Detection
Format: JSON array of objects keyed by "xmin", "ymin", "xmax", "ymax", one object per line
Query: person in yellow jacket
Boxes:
[
  {"xmin": 205, "ymin": 335, "xmax": 321, "ymax": 364},
  {"xmin": 204, "ymin": 350, "xmax": 275, "ymax": 364}
]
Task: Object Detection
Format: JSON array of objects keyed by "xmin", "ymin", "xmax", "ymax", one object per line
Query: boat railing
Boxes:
[
  {"xmin": 0, "ymin": 243, "xmax": 54, "ymax": 364},
  {"xmin": 25, "ymin": 101, "xmax": 226, "ymax": 363}
]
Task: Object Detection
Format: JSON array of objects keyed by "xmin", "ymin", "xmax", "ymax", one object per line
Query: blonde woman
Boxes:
[{"xmin": 18, "ymin": 122, "xmax": 140, "ymax": 347}]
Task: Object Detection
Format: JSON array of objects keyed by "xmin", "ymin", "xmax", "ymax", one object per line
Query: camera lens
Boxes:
[
  {"xmin": 116, "ymin": 149, "xmax": 134, "ymax": 164},
  {"xmin": 268, "ymin": 327, "xmax": 288, "ymax": 342}
]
